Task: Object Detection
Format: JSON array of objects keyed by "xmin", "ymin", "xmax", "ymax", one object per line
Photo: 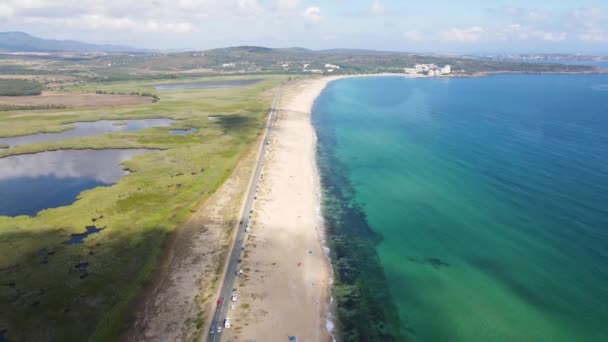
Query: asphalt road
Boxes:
[{"xmin": 206, "ymin": 90, "xmax": 281, "ymax": 342}]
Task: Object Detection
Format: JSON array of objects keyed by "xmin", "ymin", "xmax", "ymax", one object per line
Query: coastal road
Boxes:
[{"xmin": 206, "ymin": 89, "xmax": 281, "ymax": 342}]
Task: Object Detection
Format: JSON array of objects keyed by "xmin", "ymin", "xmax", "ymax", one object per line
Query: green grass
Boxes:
[
  {"xmin": 0, "ymin": 75, "xmax": 288, "ymax": 341},
  {"xmin": 0, "ymin": 79, "xmax": 43, "ymax": 96}
]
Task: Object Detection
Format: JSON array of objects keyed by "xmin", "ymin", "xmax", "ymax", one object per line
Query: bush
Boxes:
[
  {"xmin": 0, "ymin": 79, "xmax": 43, "ymax": 96},
  {"xmin": 94, "ymin": 90, "xmax": 159, "ymax": 102},
  {"xmin": 0, "ymin": 104, "xmax": 66, "ymax": 111}
]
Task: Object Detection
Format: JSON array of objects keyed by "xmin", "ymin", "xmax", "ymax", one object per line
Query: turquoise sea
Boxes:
[{"xmin": 313, "ymin": 75, "xmax": 608, "ymax": 341}]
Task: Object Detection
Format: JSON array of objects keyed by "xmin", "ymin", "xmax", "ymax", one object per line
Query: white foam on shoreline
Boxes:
[{"xmin": 311, "ymin": 99, "xmax": 337, "ymax": 342}]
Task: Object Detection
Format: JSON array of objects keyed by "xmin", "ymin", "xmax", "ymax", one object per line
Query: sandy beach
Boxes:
[{"xmin": 222, "ymin": 77, "xmax": 339, "ymax": 342}]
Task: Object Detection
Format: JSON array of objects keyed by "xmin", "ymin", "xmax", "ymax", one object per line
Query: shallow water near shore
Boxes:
[
  {"xmin": 313, "ymin": 74, "xmax": 608, "ymax": 341},
  {"xmin": 0, "ymin": 149, "xmax": 151, "ymax": 216},
  {"xmin": 0, "ymin": 118, "xmax": 173, "ymax": 148}
]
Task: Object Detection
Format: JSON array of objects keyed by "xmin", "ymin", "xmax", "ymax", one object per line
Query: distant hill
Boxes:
[{"xmin": 0, "ymin": 32, "xmax": 145, "ymax": 53}]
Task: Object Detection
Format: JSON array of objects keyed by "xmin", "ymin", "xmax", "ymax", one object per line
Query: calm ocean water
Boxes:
[{"xmin": 313, "ymin": 75, "xmax": 608, "ymax": 341}]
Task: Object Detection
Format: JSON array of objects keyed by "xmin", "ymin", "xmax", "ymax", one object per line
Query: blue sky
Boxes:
[{"xmin": 1, "ymin": 0, "xmax": 607, "ymax": 53}]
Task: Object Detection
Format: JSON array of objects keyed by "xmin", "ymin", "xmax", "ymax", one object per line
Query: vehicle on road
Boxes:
[
  {"xmin": 217, "ymin": 326, "xmax": 222, "ymax": 333},
  {"xmin": 217, "ymin": 297, "xmax": 223, "ymax": 306},
  {"xmin": 231, "ymin": 294, "xmax": 238, "ymax": 302},
  {"xmin": 209, "ymin": 326, "xmax": 215, "ymax": 334}
]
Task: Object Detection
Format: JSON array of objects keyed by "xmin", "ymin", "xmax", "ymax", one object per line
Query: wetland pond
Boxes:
[
  {"xmin": 169, "ymin": 128, "xmax": 197, "ymax": 135},
  {"xmin": 0, "ymin": 149, "xmax": 152, "ymax": 217},
  {"xmin": 153, "ymin": 79, "xmax": 261, "ymax": 90},
  {"xmin": 0, "ymin": 118, "xmax": 173, "ymax": 148}
]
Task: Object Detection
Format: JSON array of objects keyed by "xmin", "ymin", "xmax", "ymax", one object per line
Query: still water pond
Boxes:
[
  {"xmin": 0, "ymin": 149, "xmax": 151, "ymax": 217},
  {"xmin": 169, "ymin": 128, "xmax": 197, "ymax": 135},
  {"xmin": 0, "ymin": 119, "xmax": 173, "ymax": 148},
  {"xmin": 153, "ymin": 79, "xmax": 261, "ymax": 90}
]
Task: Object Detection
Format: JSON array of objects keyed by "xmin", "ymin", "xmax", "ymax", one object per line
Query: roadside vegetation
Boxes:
[
  {"xmin": 0, "ymin": 79, "xmax": 43, "ymax": 96},
  {"xmin": 0, "ymin": 75, "xmax": 287, "ymax": 341},
  {"xmin": 95, "ymin": 90, "xmax": 159, "ymax": 102},
  {"xmin": 0, "ymin": 104, "xmax": 66, "ymax": 111}
]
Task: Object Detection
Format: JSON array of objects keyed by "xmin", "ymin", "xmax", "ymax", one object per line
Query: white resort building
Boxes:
[{"xmin": 404, "ymin": 64, "xmax": 452, "ymax": 76}]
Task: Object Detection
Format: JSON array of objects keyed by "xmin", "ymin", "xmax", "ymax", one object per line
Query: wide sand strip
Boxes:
[{"xmin": 223, "ymin": 77, "xmax": 338, "ymax": 342}]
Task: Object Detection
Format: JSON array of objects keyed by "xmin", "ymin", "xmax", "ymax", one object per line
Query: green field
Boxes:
[{"xmin": 0, "ymin": 75, "xmax": 289, "ymax": 341}]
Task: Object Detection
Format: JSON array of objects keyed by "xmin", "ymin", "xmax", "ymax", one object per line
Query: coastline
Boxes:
[
  {"xmin": 306, "ymin": 72, "xmax": 608, "ymax": 341},
  {"xmin": 223, "ymin": 74, "xmax": 405, "ymax": 341},
  {"xmin": 223, "ymin": 76, "xmax": 339, "ymax": 342},
  {"xmin": 217, "ymin": 70, "xmax": 600, "ymax": 340}
]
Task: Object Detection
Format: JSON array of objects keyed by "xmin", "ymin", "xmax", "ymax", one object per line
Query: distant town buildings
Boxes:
[
  {"xmin": 222, "ymin": 63, "xmax": 236, "ymax": 68},
  {"xmin": 324, "ymin": 63, "xmax": 341, "ymax": 73},
  {"xmin": 404, "ymin": 64, "xmax": 451, "ymax": 76}
]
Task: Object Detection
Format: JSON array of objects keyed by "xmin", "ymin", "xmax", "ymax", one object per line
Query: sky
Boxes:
[{"xmin": 0, "ymin": 0, "xmax": 607, "ymax": 54}]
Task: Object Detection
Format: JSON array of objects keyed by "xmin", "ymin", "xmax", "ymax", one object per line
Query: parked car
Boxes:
[
  {"xmin": 224, "ymin": 317, "xmax": 231, "ymax": 328},
  {"xmin": 231, "ymin": 294, "xmax": 238, "ymax": 302}
]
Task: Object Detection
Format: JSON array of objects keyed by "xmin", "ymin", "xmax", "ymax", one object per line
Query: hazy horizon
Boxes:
[{"xmin": 1, "ymin": 0, "xmax": 607, "ymax": 55}]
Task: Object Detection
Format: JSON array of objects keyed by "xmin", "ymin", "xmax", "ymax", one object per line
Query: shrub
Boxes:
[{"xmin": 0, "ymin": 79, "xmax": 43, "ymax": 96}]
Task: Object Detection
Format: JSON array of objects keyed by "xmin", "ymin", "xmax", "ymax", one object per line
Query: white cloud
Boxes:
[
  {"xmin": 541, "ymin": 31, "xmax": 567, "ymax": 42},
  {"xmin": 578, "ymin": 29, "xmax": 608, "ymax": 42},
  {"xmin": 303, "ymin": 6, "xmax": 321, "ymax": 23},
  {"xmin": 502, "ymin": 24, "xmax": 566, "ymax": 42},
  {"xmin": 237, "ymin": 0, "xmax": 261, "ymax": 14},
  {"xmin": 570, "ymin": 7, "xmax": 608, "ymax": 42},
  {"xmin": 321, "ymin": 34, "xmax": 338, "ymax": 41},
  {"xmin": 491, "ymin": 7, "xmax": 549, "ymax": 23},
  {"xmin": 402, "ymin": 30, "xmax": 424, "ymax": 42},
  {"xmin": 0, "ymin": 4, "xmax": 15, "ymax": 17},
  {"xmin": 274, "ymin": 0, "xmax": 300, "ymax": 11},
  {"xmin": 370, "ymin": 0, "xmax": 384, "ymax": 16},
  {"xmin": 24, "ymin": 15, "xmax": 196, "ymax": 33},
  {"xmin": 142, "ymin": 21, "xmax": 197, "ymax": 33},
  {"xmin": 439, "ymin": 26, "xmax": 484, "ymax": 42}
]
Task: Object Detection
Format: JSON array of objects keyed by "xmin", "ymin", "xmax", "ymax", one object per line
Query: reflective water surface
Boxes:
[
  {"xmin": 63, "ymin": 225, "xmax": 105, "ymax": 245},
  {"xmin": 169, "ymin": 128, "xmax": 197, "ymax": 135},
  {"xmin": 0, "ymin": 149, "xmax": 152, "ymax": 216},
  {"xmin": 0, "ymin": 119, "xmax": 173, "ymax": 148}
]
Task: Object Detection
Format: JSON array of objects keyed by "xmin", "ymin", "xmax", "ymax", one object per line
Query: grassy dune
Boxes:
[{"xmin": 0, "ymin": 75, "xmax": 289, "ymax": 341}]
